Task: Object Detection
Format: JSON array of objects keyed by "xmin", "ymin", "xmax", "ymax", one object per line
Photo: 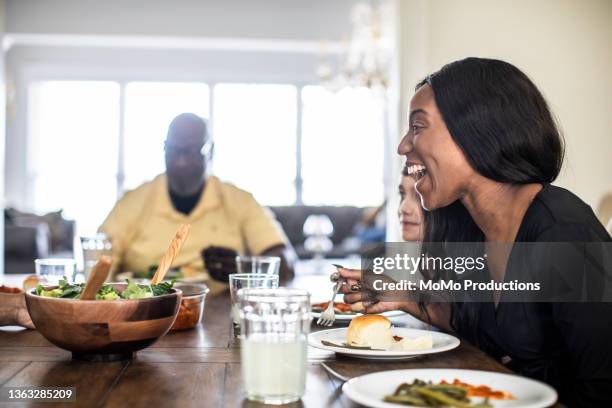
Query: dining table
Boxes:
[{"xmin": 0, "ymin": 263, "xmax": 562, "ymax": 408}]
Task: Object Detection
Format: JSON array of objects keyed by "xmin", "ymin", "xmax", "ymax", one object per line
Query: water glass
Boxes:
[
  {"xmin": 229, "ymin": 274, "xmax": 279, "ymax": 324},
  {"xmin": 238, "ymin": 288, "xmax": 311, "ymax": 405},
  {"xmin": 35, "ymin": 258, "xmax": 77, "ymax": 284},
  {"xmin": 80, "ymin": 234, "xmax": 112, "ymax": 278},
  {"xmin": 235, "ymin": 256, "xmax": 281, "ymax": 275}
]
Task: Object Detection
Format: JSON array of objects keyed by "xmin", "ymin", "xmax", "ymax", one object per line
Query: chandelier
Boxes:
[{"xmin": 317, "ymin": 1, "xmax": 393, "ymax": 92}]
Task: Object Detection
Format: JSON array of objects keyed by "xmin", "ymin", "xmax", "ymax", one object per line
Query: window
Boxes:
[
  {"xmin": 213, "ymin": 84, "xmax": 297, "ymax": 205},
  {"xmin": 123, "ymin": 82, "xmax": 210, "ymax": 190},
  {"xmin": 28, "ymin": 81, "xmax": 120, "ymax": 235},
  {"xmin": 26, "ymin": 80, "xmax": 385, "ymax": 235},
  {"xmin": 301, "ymin": 86, "xmax": 385, "ymax": 206}
]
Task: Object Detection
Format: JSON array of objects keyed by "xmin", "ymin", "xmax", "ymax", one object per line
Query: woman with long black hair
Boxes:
[{"xmin": 339, "ymin": 57, "xmax": 611, "ymax": 407}]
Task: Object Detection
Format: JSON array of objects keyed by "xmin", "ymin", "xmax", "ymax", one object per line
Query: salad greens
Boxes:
[
  {"xmin": 37, "ymin": 287, "xmax": 63, "ymax": 298},
  {"xmin": 122, "ymin": 281, "xmax": 153, "ymax": 300},
  {"xmin": 36, "ymin": 278, "xmax": 82, "ymax": 299},
  {"xmin": 35, "ymin": 278, "xmax": 175, "ymax": 300},
  {"xmin": 96, "ymin": 285, "xmax": 120, "ymax": 300},
  {"xmin": 151, "ymin": 281, "xmax": 174, "ymax": 296}
]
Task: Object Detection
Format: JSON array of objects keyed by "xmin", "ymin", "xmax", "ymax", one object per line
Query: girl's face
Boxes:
[
  {"xmin": 397, "ymin": 84, "xmax": 475, "ymax": 210},
  {"xmin": 398, "ymin": 174, "xmax": 424, "ymax": 242}
]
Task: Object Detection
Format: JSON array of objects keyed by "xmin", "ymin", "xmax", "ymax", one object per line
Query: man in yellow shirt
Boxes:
[{"xmin": 99, "ymin": 113, "xmax": 295, "ymax": 286}]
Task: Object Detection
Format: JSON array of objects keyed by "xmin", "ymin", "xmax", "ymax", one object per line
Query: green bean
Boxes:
[
  {"xmin": 394, "ymin": 383, "xmax": 413, "ymax": 395},
  {"xmin": 383, "ymin": 394, "xmax": 427, "ymax": 405},
  {"xmin": 412, "ymin": 387, "xmax": 473, "ymax": 407},
  {"xmin": 429, "ymin": 384, "xmax": 469, "ymax": 399},
  {"xmin": 384, "ymin": 380, "xmax": 493, "ymax": 407}
]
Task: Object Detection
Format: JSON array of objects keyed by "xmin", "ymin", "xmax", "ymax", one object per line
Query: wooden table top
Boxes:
[{"xmin": 0, "ymin": 272, "xmax": 560, "ymax": 408}]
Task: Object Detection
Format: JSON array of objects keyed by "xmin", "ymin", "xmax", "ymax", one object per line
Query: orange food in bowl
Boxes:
[
  {"xmin": 171, "ymin": 283, "xmax": 209, "ymax": 331},
  {"xmin": 0, "ymin": 285, "xmax": 22, "ymax": 294}
]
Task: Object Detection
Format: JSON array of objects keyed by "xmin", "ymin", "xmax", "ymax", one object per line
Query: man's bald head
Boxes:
[
  {"xmin": 166, "ymin": 112, "xmax": 209, "ymax": 145},
  {"xmin": 164, "ymin": 113, "xmax": 210, "ymax": 196}
]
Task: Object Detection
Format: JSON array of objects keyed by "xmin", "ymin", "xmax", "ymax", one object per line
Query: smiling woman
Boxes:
[
  {"xmin": 342, "ymin": 58, "xmax": 612, "ymax": 408},
  {"xmin": 400, "ymin": 58, "xmax": 611, "ymax": 407},
  {"xmin": 398, "ymin": 58, "xmax": 567, "ymax": 255},
  {"xmin": 399, "ymin": 59, "xmax": 562, "ymax": 225}
]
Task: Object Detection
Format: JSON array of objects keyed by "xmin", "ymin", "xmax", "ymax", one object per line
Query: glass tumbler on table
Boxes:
[
  {"xmin": 35, "ymin": 258, "xmax": 77, "ymax": 284},
  {"xmin": 228, "ymin": 273, "xmax": 279, "ymax": 325},
  {"xmin": 235, "ymin": 255, "xmax": 281, "ymax": 275},
  {"xmin": 80, "ymin": 234, "xmax": 112, "ymax": 278},
  {"xmin": 238, "ymin": 288, "xmax": 311, "ymax": 405}
]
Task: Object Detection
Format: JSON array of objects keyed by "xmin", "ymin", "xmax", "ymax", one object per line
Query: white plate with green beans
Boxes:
[{"xmin": 342, "ymin": 369, "xmax": 557, "ymax": 408}]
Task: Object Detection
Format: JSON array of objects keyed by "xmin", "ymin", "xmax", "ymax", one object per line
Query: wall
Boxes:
[
  {"xmin": 6, "ymin": 0, "xmax": 358, "ymax": 40},
  {"xmin": 396, "ymin": 0, "xmax": 612, "ymax": 223},
  {"xmin": 385, "ymin": 0, "xmax": 430, "ymax": 241},
  {"xmin": 0, "ymin": 0, "xmax": 5, "ymax": 275}
]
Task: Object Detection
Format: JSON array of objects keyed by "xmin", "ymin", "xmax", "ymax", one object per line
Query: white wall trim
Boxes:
[{"xmin": 4, "ymin": 33, "xmax": 346, "ymax": 54}]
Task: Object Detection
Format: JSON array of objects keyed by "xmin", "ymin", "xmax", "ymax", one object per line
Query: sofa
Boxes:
[{"xmin": 4, "ymin": 208, "xmax": 75, "ymax": 274}]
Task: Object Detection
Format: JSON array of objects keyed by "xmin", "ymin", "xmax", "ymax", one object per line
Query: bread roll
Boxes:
[
  {"xmin": 347, "ymin": 314, "xmax": 394, "ymax": 349},
  {"xmin": 22, "ymin": 275, "xmax": 40, "ymax": 292}
]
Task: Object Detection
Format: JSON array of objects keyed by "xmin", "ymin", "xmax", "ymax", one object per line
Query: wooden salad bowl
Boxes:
[{"xmin": 25, "ymin": 283, "xmax": 182, "ymax": 361}]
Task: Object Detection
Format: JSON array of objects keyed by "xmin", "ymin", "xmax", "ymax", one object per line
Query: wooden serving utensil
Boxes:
[
  {"xmin": 151, "ymin": 224, "xmax": 191, "ymax": 285},
  {"xmin": 80, "ymin": 256, "xmax": 113, "ymax": 300}
]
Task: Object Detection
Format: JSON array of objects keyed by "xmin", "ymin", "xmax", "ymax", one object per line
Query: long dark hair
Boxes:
[
  {"xmin": 416, "ymin": 58, "xmax": 564, "ymax": 334},
  {"xmin": 420, "ymin": 57, "xmax": 564, "ymax": 252}
]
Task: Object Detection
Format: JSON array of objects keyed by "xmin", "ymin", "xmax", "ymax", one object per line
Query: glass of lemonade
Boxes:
[
  {"xmin": 238, "ymin": 288, "xmax": 311, "ymax": 404},
  {"xmin": 229, "ymin": 274, "xmax": 279, "ymax": 325},
  {"xmin": 235, "ymin": 255, "xmax": 281, "ymax": 275}
]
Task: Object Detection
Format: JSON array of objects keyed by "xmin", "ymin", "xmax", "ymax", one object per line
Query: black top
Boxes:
[
  {"xmin": 168, "ymin": 185, "xmax": 204, "ymax": 215},
  {"xmin": 451, "ymin": 184, "xmax": 612, "ymax": 407}
]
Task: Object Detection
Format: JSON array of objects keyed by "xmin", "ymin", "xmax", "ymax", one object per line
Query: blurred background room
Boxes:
[{"xmin": 0, "ymin": 0, "xmax": 610, "ymax": 275}]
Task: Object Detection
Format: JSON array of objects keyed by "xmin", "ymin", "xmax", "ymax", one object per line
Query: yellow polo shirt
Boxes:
[{"xmin": 99, "ymin": 174, "xmax": 286, "ymax": 282}]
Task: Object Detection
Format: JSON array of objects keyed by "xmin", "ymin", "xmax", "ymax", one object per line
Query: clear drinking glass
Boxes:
[
  {"xmin": 238, "ymin": 288, "xmax": 311, "ymax": 405},
  {"xmin": 80, "ymin": 234, "xmax": 112, "ymax": 278},
  {"xmin": 35, "ymin": 258, "xmax": 77, "ymax": 284},
  {"xmin": 235, "ymin": 256, "xmax": 281, "ymax": 275},
  {"xmin": 229, "ymin": 274, "xmax": 279, "ymax": 324}
]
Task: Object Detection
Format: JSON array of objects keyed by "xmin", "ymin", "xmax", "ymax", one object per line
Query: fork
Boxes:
[
  {"xmin": 321, "ymin": 362, "xmax": 350, "ymax": 382},
  {"xmin": 317, "ymin": 279, "xmax": 343, "ymax": 326}
]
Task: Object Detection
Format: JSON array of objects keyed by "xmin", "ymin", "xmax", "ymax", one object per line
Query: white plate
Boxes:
[
  {"xmin": 310, "ymin": 309, "xmax": 407, "ymax": 322},
  {"xmin": 342, "ymin": 368, "xmax": 557, "ymax": 408},
  {"xmin": 308, "ymin": 327, "xmax": 459, "ymax": 360}
]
